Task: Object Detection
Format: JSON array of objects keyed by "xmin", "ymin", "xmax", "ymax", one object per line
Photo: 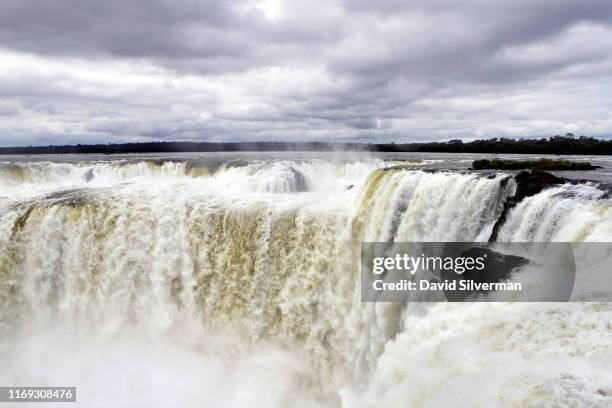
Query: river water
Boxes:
[{"xmin": 1, "ymin": 152, "xmax": 611, "ymax": 407}]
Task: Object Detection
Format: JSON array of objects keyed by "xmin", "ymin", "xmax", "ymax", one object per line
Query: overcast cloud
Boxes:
[{"xmin": 1, "ymin": 0, "xmax": 612, "ymax": 145}]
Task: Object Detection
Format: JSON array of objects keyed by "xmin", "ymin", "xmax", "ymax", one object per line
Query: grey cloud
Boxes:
[
  {"xmin": 0, "ymin": 102, "xmax": 20, "ymax": 117},
  {"xmin": 0, "ymin": 0, "xmax": 340, "ymax": 74},
  {"xmin": 1, "ymin": 0, "xmax": 612, "ymax": 145},
  {"xmin": 0, "ymin": 0, "xmax": 237, "ymax": 55},
  {"xmin": 330, "ymin": 1, "xmax": 612, "ymax": 84},
  {"xmin": 343, "ymin": 118, "xmax": 379, "ymax": 130}
]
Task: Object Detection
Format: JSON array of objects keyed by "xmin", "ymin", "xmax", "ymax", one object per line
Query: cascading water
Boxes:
[
  {"xmin": 497, "ymin": 183, "xmax": 611, "ymax": 242},
  {"xmin": 0, "ymin": 155, "xmax": 611, "ymax": 407}
]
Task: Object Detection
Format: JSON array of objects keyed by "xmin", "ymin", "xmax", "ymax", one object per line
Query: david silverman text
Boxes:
[{"xmin": 372, "ymin": 279, "xmax": 522, "ymax": 292}]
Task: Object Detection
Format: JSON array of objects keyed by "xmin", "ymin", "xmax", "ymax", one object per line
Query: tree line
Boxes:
[
  {"xmin": 1, "ymin": 134, "xmax": 611, "ymax": 155},
  {"xmin": 374, "ymin": 134, "xmax": 612, "ymax": 155}
]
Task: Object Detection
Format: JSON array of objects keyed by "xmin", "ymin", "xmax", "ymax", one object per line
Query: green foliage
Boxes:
[
  {"xmin": 471, "ymin": 158, "xmax": 598, "ymax": 170},
  {"xmin": 1, "ymin": 134, "xmax": 611, "ymax": 155}
]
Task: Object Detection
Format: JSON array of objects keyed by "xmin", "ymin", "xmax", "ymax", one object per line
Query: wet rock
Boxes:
[
  {"xmin": 291, "ymin": 168, "xmax": 308, "ymax": 192},
  {"xmin": 83, "ymin": 168, "xmax": 94, "ymax": 182},
  {"xmin": 514, "ymin": 169, "xmax": 564, "ymax": 201}
]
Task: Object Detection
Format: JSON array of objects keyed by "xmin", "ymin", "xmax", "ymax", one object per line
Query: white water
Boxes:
[{"xmin": 0, "ymin": 156, "xmax": 611, "ymax": 407}]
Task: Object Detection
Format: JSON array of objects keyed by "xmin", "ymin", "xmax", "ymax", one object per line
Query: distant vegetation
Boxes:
[
  {"xmin": 471, "ymin": 159, "xmax": 600, "ymax": 171},
  {"xmin": 0, "ymin": 141, "xmax": 365, "ymax": 155},
  {"xmin": 384, "ymin": 134, "xmax": 612, "ymax": 155},
  {"xmin": 1, "ymin": 134, "xmax": 611, "ymax": 155}
]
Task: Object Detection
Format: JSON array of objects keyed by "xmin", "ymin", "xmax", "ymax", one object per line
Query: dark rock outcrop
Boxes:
[
  {"xmin": 514, "ymin": 169, "xmax": 564, "ymax": 201},
  {"xmin": 83, "ymin": 168, "xmax": 94, "ymax": 182}
]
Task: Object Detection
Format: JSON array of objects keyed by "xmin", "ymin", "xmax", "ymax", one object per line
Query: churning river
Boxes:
[{"xmin": 1, "ymin": 152, "xmax": 611, "ymax": 407}]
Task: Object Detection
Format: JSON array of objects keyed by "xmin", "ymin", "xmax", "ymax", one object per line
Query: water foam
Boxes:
[{"xmin": 1, "ymin": 158, "xmax": 611, "ymax": 407}]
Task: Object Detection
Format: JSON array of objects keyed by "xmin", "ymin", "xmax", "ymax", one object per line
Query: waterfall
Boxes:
[
  {"xmin": 496, "ymin": 183, "xmax": 611, "ymax": 242},
  {"xmin": 1, "ymin": 158, "xmax": 611, "ymax": 407}
]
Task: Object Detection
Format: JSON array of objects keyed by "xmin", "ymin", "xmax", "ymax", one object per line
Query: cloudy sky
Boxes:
[{"xmin": 1, "ymin": 0, "xmax": 612, "ymax": 146}]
